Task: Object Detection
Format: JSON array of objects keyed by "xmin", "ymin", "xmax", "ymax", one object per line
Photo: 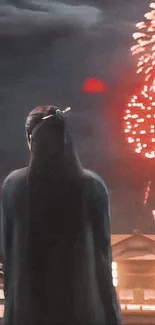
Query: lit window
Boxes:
[
  {"xmin": 112, "ymin": 261, "xmax": 118, "ymax": 287},
  {"xmin": 0, "ymin": 289, "xmax": 4, "ymax": 300}
]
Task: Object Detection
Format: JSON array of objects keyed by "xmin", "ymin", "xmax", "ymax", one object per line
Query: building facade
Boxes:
[{"xmin": 111, "ymin": 233, "xmax": 155, "ymax": 320}]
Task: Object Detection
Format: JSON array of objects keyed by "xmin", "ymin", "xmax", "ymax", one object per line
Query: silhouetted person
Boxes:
[{"xmin": 1, "ymin": 105, "xmax": 122, "ymax": 325}]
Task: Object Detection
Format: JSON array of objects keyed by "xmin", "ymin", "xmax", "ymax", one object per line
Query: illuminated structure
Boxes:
[
  {"xmin": 111, "ymin": 233, "xmax": 155, "ymax": 315},
  {"xmin": 124, "ymin": 2, "xmax": 155, "ymax": 159}
]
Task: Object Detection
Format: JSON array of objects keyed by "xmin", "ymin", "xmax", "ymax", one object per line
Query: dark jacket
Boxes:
[{"xmin": 1, "ymin": 167, "xmax": 122, "ymax": 325}]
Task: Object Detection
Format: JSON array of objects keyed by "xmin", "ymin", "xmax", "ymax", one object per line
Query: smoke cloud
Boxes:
[{"xmin": 0, "ymin": 0, "xmax": 101, "ymax": 37}]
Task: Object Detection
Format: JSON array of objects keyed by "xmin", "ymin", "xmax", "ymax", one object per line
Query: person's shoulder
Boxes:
[
  {"xmin": 1, "ymin": 167, "xmax": 28, "ymax": 194},
  {"xmin": 83, "ymin": 169, "xmax": 108, "ymax": 195}
]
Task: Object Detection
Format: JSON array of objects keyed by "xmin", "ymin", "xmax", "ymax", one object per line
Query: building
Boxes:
[{"xmin": 111, "ymin": 232, "xmax": 155, "ymax": 323}]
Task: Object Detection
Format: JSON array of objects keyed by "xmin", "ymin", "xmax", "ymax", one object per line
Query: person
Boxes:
[{"xmin": 1, "ymin": 105, "xmax": 122, "ymax": 325}]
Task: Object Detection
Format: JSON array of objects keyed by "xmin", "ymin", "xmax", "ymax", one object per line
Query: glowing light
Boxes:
[
  {"xmin": 82, "ymin": 78, "xmax": 106, "ymax": 93},
  {"xmin": 113, "ymin": 278, "xmax": 118, "ymax": 287},
  {"xmin": 145, "ymin": 151, "xmax": 155, "ymax": 158},
  {"xmin": 142, "ymin": 305, "xmax": 155, "ymax": 311},
  {"xmin": 112, "ymin": 261, "xmax": 117, "ymax": 270},
  {"xmin": 152, "ymin": 209, "xmax": 155, "ymax": 219},
  {"xmin": 135, "ymin": 148, "xmax": 142, "ymax": 153},
  {"xmin": 127, "ymin": 137, "xmax": 134, "ymax": 143},
  {"xmin": 131, "ymin": 0, "xmax": 155, "ymax": 82},
  {"xmin": 143, "ymin": 180, "xmax": 151, "ymax": 205},
  {"xmin": 112, "ymin": 261, "xmax": 118, "ymax": 287},
  {"xmin": 120, "ymin": 304, "xmax": 155, "ymax": 312},
  {"xmin": 123, "ymin": 2, "xmax": 155, "ymax": 158},
  {"xmin": 112, "ymin": 270, "xmax": 118, "ymax": 278},
  {"xmin": 126, "ymin": 304, "xmax": 141, "ymax": 311}
]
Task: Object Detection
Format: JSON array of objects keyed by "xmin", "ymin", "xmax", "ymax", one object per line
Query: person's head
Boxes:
[
  {"xmin": 25, "ymin": 105, "xmax": 69, "ymax": 151},
  {"xmin": 26, "ymin": 105, "xmax": 82, "ymax": 178}
]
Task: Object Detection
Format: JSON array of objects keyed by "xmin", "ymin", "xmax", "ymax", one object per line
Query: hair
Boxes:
[
  {"xmin": 25, "ymin": 105, "xmax": 60, "ymax": 143},
  {"xmin": 25, "ymin": 107, "xmax": 84, "ymax": 315},
  {"xmin": 26, "ymin": 104, "xmax": 83, "ymax": 179}
]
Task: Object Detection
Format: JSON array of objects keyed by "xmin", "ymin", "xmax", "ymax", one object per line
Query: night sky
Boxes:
[{"xmin": 1, "ymin": 0, "xmax": 154, "ymax": 234}]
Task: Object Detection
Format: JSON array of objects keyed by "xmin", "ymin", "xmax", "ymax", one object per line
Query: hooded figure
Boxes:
[{"xmin": 1, "ymin": 105, "xmax": 122, "ymax": 325}]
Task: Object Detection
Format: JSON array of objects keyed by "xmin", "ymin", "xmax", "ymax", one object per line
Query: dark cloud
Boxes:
[
  {"xmin": 0, "ymin": 0, "xmax": 102, "ymax": 173},
  {"xmin": 0, "ymin": 0, "xmax": 101, "ymax": 37}
]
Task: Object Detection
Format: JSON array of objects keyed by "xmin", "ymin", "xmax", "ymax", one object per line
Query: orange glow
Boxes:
[{"xmin": 124, "ymin": 2, "xmax": 155, "ymax": 159}]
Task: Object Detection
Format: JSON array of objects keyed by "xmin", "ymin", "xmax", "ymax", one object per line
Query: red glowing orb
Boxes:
[{"xmin": 82, "ymin": 78, "xmax": 106, "ymax": 93}]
